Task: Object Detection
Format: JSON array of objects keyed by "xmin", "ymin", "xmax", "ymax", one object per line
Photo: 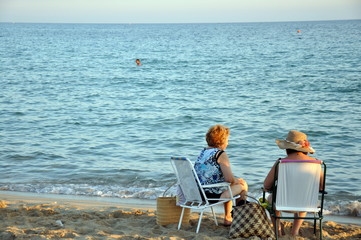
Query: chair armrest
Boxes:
[
  {"xmin": 201, "ymin": 182, "xmax": 231, "ymax": 188},
  {"xmin": 319, "ymin": 190, "xmax": 328, "ymax": 194}
]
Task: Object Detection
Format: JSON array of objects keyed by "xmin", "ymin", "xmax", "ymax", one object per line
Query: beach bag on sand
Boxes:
[
  {"xmin": 156, "ymin": 184, "xmax": 190, "ymax": 225},
  {"xmin": 229, "ymin": 197, "xmax": 275, "ymax": 239}
]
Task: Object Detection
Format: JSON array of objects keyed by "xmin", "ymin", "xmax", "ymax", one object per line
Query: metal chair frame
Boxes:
[
  {"xmin": 263, "ymin": 159, "xmax": 327, "ymax": 240},
  {"xmin": 171, "ymin": 156, "xmax": 240, "ymax": 233}
]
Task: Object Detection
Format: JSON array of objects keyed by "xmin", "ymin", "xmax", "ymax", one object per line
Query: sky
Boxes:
[{"xmin": 0, "ymin": 0, "xmax": 360, "ymax": 24}]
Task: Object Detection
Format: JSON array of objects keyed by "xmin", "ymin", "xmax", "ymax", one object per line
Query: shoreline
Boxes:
[
  {"xmin": 0, "ymin": 190, "xmax": 157, "ymax": 210},
  {"xmin": 1, "ymin": 190, "xmax": 360, "ymax": 226},
  {"xmin": 1, "ymin": 190, "xmax": 360, "ymax": 239}
]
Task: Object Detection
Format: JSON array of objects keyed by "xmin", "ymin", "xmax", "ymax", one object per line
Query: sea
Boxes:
[{"xmin": 0, "ymin": 20, "xmax": 360, "ymax": 218}]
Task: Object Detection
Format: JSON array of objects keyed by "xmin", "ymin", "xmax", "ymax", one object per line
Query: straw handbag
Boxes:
[{"xmin": 156, "ymin": 184, "xmax": 190, "ymax": 225}]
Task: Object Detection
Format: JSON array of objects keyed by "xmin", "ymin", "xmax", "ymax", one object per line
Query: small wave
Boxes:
[
  {"xmin": 6, "ymin": 154, "xmax": 36, "ymax": 161},
  {"xmin": 327, "ymin": 200, "xmax": 361, "ymax": 217},
  {"xmin": 12, "ymin": 112, "xmax": 26, "ymax": 116},
  {"xmin": 0, "ymin": 183, "xmax": 170, "ymax": 200},
  {"xmin": 1, "ymin": 183, "xmax": 360, "ymax": 217}
]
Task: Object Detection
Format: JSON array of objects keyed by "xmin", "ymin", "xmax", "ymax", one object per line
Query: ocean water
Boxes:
[{"xmin": 0, "ymin": 20, "xmax": 360, "ymax": 217}]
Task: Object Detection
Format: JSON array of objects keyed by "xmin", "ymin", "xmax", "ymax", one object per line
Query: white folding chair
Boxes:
[
  {"xmin": 269, "ymin": 159, "xmax": 327, "ymax": 240},
  {"xmin": 170, "ymin": 156, "xmax": 240, "ymax": 233}
]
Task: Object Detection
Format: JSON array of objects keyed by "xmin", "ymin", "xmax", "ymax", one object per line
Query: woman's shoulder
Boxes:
[{"xmin": 216, "ymin": 150, "xmax": 229, "ymax": 164}]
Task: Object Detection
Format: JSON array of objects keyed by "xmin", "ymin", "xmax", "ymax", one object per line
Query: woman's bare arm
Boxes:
[
  {"xmin": 264, "ymin": 161, "xmax": 277, "ymax": 191},
  {"xmin": 218, "ymin": 152, "xmax": 238, "ymax": 184}
]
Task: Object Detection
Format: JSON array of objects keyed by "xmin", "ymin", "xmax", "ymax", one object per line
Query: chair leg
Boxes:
[
  {"xmin": 314, "ymin": 216, "xmax": 317, "ymax": 234},
  {"xmin": 211, "ymin": 207, "xmax": 218, "ymax": 226},
  {"xmin": 275, "ymin": 217, "xmax": 279, "ymax": 240},
  {"xmin": 196, "ymin": 210, "xmax": 205, "ymax": 233},
  {"xmin": 319, "ymin": 219, "xmax": 323, "ymax": 240},
  {"xmin": 178, "ymin": 207, "xmax": 185, "ymax": 230}
]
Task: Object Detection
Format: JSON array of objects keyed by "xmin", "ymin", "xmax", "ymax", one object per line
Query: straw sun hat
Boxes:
[{"xmin": 275, "ymin": 130, "xmax": 315, "ymax": 154}]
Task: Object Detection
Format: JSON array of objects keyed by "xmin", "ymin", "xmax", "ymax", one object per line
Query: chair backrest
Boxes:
[
  {"xmin": 170, "ymin": 157, "xmax": 205, "ymax": 204},
  {"xmin": 275, "ymin": 160, "xmax": 323, "ymax": 212}
]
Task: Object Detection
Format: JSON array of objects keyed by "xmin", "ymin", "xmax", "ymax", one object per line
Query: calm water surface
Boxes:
[{"xmin": 0, "ymin": 20, "xmax": 360, "ymax": 216}]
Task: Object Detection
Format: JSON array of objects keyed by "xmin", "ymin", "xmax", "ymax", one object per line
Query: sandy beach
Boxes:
[{"xmin": 1, "ymin": 191, "xmax": 360, "ymax": 240}]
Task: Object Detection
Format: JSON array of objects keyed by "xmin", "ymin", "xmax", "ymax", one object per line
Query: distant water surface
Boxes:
[{"xmin": 0, "ymin": 20, "xmax": 360, "ymax": 216}]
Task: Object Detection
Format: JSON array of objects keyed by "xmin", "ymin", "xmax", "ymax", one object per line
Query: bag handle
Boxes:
[
  {"xmin": 244, "ymin": 195, "xmax": 271, "ymax": 211},
  {"xmin": 163, "ymin": 181, "xmax": 177, "ymax": 197},
  {"xmin": 245, "ymin": 195, "xmax": 261, "ymax": 205}
]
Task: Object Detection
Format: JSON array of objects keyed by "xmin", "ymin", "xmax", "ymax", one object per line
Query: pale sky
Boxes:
[{"xmin": 0, "ymin": 0, "xmax": 360, "ymax": 24}]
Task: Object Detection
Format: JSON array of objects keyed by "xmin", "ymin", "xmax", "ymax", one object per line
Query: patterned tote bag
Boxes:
[{"xmin": 229, "ymin": 199, "xmax": 275, "ymax": 239}]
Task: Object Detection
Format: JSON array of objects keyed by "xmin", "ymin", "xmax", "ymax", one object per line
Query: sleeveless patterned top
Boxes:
[{"xmin": 194, "ymin": 148, "xmax": 226, "ymax": 194}]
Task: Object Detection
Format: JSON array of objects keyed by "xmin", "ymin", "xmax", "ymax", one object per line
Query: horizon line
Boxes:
[{"xmin": 1, "ymin": 18, "xmax": 360, "ymax": 25}]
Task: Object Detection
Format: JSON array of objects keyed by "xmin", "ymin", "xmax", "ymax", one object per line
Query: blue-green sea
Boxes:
[{"xmin": 0, "ymin": 20, "xmax": 360, "ymax": 217}]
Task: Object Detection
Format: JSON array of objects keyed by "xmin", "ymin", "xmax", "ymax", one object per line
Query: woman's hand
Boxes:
[{"xmin": 233, "ymin": 178, "xmax": 247, "ymax": 186}]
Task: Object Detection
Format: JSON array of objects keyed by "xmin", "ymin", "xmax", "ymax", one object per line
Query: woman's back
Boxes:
[{"xmin": 194, "ymin": 148, "xmax": 225, "ymax": 194}]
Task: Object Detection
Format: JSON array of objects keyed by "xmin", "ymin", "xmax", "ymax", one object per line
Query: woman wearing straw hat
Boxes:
[
  {"xmin": 264, "ymin": 130, "xmax": 323, "ymax": 237},
  {"xmin": 194, "ymin": 124, "xmax": 248, "ymax": 226}
]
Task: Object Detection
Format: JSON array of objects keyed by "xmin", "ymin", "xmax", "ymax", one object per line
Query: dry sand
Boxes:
[{"xmin": 0, "ymin": 191, "xmax": 360, "ymax": 240}]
